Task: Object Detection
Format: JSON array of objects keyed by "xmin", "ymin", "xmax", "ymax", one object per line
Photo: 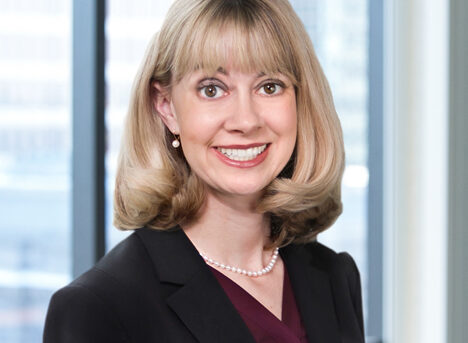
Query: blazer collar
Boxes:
[
  {"xmin": 136, "ymin": 226, "xmax": 256, "ymax": 343},
  {"xmin": 281, "ymin": 243, "xmax": 341, "ymax": 343},
  {"xmin": 137, "ymin": 227, "xmax": 340, "ymax": 343}
]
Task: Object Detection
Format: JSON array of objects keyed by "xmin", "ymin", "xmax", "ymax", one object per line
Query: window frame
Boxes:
[
  {"xmin": 72, "ymin": 0, "xmax": 106, "ymax": 277},
  {"xmin": 367, "ymin": 0, "xmax": 384, "ymax": 341}
]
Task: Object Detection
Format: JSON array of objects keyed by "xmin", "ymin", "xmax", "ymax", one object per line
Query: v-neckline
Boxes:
[
  {"xmin": 209, "ymin": 265, "xmax": 286, "ymax": 322},
  {"xmin": 209, "ymin": 264, "xmax": 308, "ymax": 342}
]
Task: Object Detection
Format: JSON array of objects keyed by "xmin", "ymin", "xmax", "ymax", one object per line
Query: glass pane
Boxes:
[
  {"xmin": 0, "ymin": 1, "xmax": 72, "ymax": 342},
  {"xmin": 105, "ymin": 0, "xmax": 176, "ymax": 249}
]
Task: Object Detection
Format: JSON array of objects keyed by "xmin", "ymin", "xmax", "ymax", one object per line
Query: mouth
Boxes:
[{"xmin": 216, "ymin": 144, "xmax": 268, "ymax": 161}]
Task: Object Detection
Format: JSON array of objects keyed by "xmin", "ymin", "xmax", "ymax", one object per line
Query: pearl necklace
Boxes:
[{"xmin": 200, "ymin": 248, "xmax": 279, "ymax": 277}]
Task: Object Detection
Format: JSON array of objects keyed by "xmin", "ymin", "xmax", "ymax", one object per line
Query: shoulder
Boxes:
[
  {"xmin": 301, "ymin": 240, "xmax": 365, "ymax": 335},
  {"xmin": 301, "ymin": 240, "xmax": 361, "ymax": 281},
  {"xmin": 44, "ymin": 232, "xmax": 153, "ymax": 343},
  {"xmin": 298, "ymin": 240, "xmax": 362, "ymax": 301},
  {"xmin": 284, "ymin": 240, "xmax": 364, "ymax": 337},
  {"xmin": 44, "ymin": 282, "xmax": 130, "ymax": 343},
  {"xmin": 68, "ymin": 231, "xmax": 155, "ymax": 295},
  {"xmin": 283, "ymin": 240, "xmax": 362, "ymax": 297}
]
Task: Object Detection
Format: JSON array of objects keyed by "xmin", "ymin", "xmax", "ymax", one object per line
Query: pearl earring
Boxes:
[{"xmin": 171, "ymin": 134, "xmax": 180, "ymax": 148}]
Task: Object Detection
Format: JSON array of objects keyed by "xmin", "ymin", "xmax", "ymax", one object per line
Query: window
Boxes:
[
  {"xmin": 105, "ymin": 0, "xmax": 176, "ymax": 248},
  {"xmin": 0, "ymin": 1, "xmax": 72, "ymax": 341}
]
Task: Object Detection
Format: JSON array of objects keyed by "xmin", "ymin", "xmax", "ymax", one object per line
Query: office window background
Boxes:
[
  {"xmin": 0, "ymin": 0, "xmax": 72, "ymax": 342},
  {"xmin": 0, "ymin": 0, "xmax": 368, "ymax": 341}
]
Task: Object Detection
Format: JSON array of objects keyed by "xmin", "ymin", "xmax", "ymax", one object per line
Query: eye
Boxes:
[
  {"xmin": 259, "ymin": 82, "xmax": 282, "ymax": 95},
  {"xmin": 199, "ymin": 84, "xmax": 225, "ymax": 98}
]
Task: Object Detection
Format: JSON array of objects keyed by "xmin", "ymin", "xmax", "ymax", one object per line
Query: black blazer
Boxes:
[{"xmin": 44, "ymin": 226, "xmax": 364, "ymax": 343}]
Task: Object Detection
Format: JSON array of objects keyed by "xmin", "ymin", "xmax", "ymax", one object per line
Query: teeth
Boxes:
[{"xmin": 217, "ymin": 144, "xmax": 267, "ymax": 161}]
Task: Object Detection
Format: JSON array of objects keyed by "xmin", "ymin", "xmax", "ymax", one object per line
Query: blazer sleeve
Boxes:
[
  {"xmin": 43, "ymin": 285, "xmax": 130, "ymax": 343},
  {"xmin": 339, "ymin": 252, "xmax": 365, "ymax": 336}
]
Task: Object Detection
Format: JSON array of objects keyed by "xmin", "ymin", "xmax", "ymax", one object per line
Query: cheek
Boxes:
[
  {"xmin": 175, "ymin": 104, "xmax": 228, "ymax": 145},
  {"xmin": 268, "ymin": 101, "xmax": 297, "ymax": 141},
  {"xmin": 178, "ymin": 112, "xmax": 221, "ymax": 145},
  {"xmin": 173, "ymin": 99, "xmax": 213, "ymax": 139}
]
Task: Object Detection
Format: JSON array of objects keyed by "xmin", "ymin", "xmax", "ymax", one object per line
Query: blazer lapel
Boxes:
[
  {"xmin": 281, "ymin": 244, "xmax": 341, "ymax": 343},
  {"xmin": 136, "ymin": 227, "xmax": 256, "ymax": 343}
]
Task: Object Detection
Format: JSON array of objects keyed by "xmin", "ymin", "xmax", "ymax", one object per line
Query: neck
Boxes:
[{"xmin": 182, "ymin": 191, "xmax": 273, "ymax": 271}]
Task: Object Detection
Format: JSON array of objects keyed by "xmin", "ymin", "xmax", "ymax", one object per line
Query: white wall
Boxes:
[{"xmin": 383, "ymin": 0, "xmax": 449, "ymax": 342}]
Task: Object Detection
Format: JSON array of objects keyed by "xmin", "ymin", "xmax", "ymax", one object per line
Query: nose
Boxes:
[{"xmin": 224, "ymin": 91, "xmax": 263, "ymax": 134}]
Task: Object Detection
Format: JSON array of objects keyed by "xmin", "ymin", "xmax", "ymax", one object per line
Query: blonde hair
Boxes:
[{"xmin": 114, "ymin": 0, "xmax": 345, "ymax": 246}]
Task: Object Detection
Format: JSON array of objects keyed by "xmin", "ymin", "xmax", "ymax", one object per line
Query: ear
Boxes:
[{"xmin": 152, "ymin": 81, "xmax": 180, "ymax": 134}]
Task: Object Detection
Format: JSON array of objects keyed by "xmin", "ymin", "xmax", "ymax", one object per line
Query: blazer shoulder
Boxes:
[
  {"xmin": 59, "ymin": 230, "xmax": 156, "ymax": 305},
  {"xmin": 301, "ymin": 241, "xmax": 362, "ymax": 308},
  {"xmin": 44, "ymin": 281, "xmax": 130, "ymax": 343},
  {"xmin": 301, "ymin": 241, "xmax": 364, "ymax": 337},
  {"xmin": 44, "ymin": 231, "xmax": 155, "ymax": 343},
  {"xmin": 301, "ymin": 241, "xmax": 360, "ymax": 278},
  {"xmin": 76, "ymin": 230, "xmax": 157, "ymax": 291}
]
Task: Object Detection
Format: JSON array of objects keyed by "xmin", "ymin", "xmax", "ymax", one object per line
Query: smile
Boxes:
[{"xmin": 216, "ymin": 144, "xmax": 267, "ymax": 161}]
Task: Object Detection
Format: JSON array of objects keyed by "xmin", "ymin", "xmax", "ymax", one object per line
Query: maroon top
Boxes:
[{"xmin": 210, "ymin": 266, "xmax": 308, "ymax": 343}]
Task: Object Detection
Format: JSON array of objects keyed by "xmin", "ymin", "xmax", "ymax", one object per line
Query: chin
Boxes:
[{"xmin": 219, "ymin": 182, "xmax": 269, "ymax": 198}]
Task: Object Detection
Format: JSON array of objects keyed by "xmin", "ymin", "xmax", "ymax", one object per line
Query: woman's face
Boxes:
[{"xmin": 159, "ymin": 67, "xmax": 297, "ymax": 199}]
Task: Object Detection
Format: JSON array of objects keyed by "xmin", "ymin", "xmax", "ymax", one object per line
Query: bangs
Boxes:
[{"xmin": 171, "ymin": 2, "xmax": 299, "ymax": 84}]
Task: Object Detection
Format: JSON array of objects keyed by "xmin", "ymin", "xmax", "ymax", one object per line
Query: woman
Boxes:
[{"xmin": 44, "ymin": 0, "xmax": 364, "ymax": 342}]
